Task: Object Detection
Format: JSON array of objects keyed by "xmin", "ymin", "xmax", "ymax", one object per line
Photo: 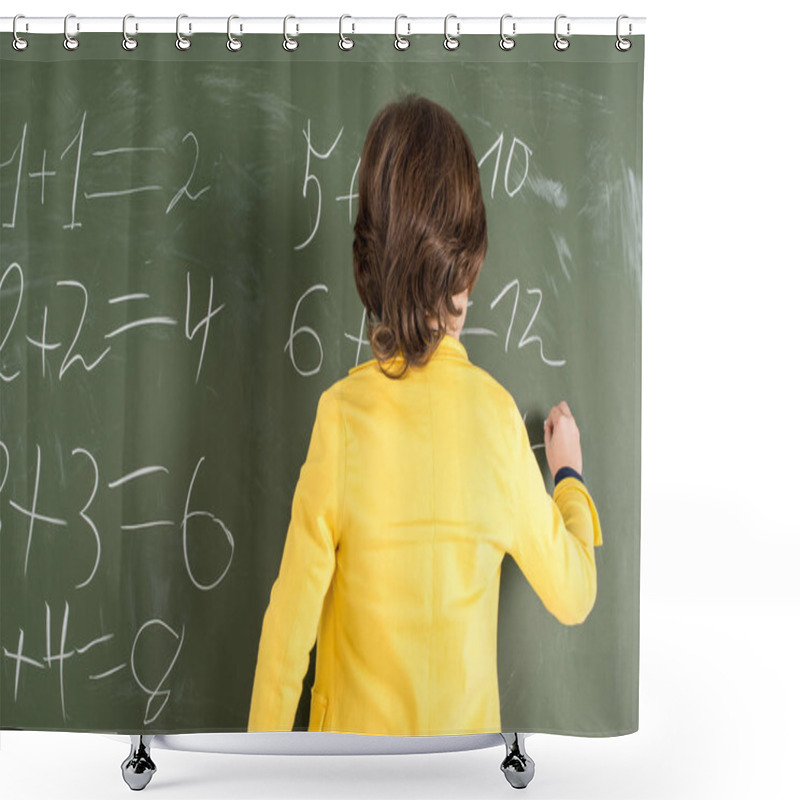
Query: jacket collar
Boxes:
[
  {"xmin": 349, "ymin": 333, "xmax": 469, "ymax": 375},
  {"xmin": 432, "ymin": 333, "xmax": 469, "ymax": 362}
]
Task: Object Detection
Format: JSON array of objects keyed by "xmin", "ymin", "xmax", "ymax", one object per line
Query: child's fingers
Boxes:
[
  {"xmin": 545, "ymin": 404, "xmax": 563, "ymax": 440},
  {"xmin": 544, "ymin": 416, "xmax": 553, "ymax": 446},
  {"xmin": 548, "ymin": 404, "xmax": 565, "ymax": 428},
  {"xmin": 558, "ymin": 400, "xmax": 573, "ymax": 419}
]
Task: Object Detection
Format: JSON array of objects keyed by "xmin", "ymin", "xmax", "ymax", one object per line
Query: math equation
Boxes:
[{"xmin": 1, "ymin": 106, "xmax": 573, "ymax": 729}]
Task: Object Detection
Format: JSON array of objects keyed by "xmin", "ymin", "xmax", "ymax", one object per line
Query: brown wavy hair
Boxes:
[{"xmin": 353, "ymin": 93, "xmax": 488, "ymax": 378}]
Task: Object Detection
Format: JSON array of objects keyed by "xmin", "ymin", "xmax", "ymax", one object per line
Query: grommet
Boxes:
[
  {"xmin": 394, "ymin": 14, "xmax": 410, "ymax": 51},
  {"xmin": 444, "ymin": 14, "xmax": 460, "ymax": 51},
  {"xmin": 616, "ymin": 14, "xmax": 632, "ymax": 51},
  {"xmin": 13, "ymin": 14, "xmax": 29, "ymax": 51},
  {"xmin": 227, "ymin": 15, "xmax": 242, "ymax": 51},
  {"xmin": 339, "ymin": 14, "xmax": 354, "ymax": 50},
  {"xmin": 554, "ymin": 14, "xmax": 570, "ymax": 51},
  {"xmin": 122, "ymin": 14, "xmax": 138, "ymax": 51},
  {"xmin": 64, "ymin": 13, "xmax": 79, "ymax": 51},
  {"xmin": 500, "ymin": 14, "xmax": 515, "ymax": 51},
  {"xmin": 283, "ymin": 15, "xmax": 298, "ymax": 51},
  {"xmin": 176, "ymin": 13, "xmax": 191, "ymax": 50}
]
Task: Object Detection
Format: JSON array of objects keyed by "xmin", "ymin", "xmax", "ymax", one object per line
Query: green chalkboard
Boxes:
[{"xmin": 0, "ymin": 33, "xmax": 643, "ymax": 735}]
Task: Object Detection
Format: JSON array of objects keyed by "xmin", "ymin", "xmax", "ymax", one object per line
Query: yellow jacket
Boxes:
[{"xmin": 248, "ymin": 334, "xmax": 602, "ymax": 736}]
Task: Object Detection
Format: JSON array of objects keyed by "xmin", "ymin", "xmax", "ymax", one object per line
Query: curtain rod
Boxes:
[{"xmin": 1, "ymin": 16, "xmax": 646, "ymax": 37}]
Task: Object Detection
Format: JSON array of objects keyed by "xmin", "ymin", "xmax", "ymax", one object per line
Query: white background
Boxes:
[{"xmin": 1, "ymin": 1, "xmax": 798, "ymax": 798}]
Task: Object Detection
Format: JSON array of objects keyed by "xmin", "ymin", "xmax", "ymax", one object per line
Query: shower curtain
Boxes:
[{"xmin": 0, "ymin": 29, "xmax": 643, "ymax": 736}]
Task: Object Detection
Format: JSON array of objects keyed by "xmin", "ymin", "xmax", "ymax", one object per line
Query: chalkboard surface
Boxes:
[{"xmin": 1, "ymin": 33, "xmax": 643, "ymax": 735}]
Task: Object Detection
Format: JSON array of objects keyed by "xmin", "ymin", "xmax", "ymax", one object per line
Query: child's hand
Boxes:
[{"xmin": 544, "ymin": 401, "xmax": 583, "ymax": 478}]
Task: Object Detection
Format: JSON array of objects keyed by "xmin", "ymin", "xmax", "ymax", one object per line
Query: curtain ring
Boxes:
[
  {"xmin": 615, "ymin": 15, "xmax": 632, "ymax": 51},
  {"xmin": 553, "ymin": 14, "xmax": 570, "ymax": 51},
  {"xmin": 64, "ymin": 13, "xmax": 79, "ymax": 51},
  {"xmin": 499, "ymin": 14, "xmax": 515, "ymax": 50},
  {"xmin": 122, "ymin": 15, "xmax": 138, "ymax": 51},
  {"xmin": 283, "ymin": 15, "xmax": 298, "ymax": 51},
  {"xmin": 227, "ymin": 15, "xmax": 242, "ymax": 51},
  {"xmin": 394, "ymin": 15, "xmax": 410, "ymax": 50},
  {"xmin": 444, "ymin": 14, "xmax": 460, "ymax": 51},
  {"xmin": 339, "ymin": 14, "xmax": 355, "ymax": 50},
  {"xmin": 176, "ymin": 14, "xmax": 191, "ymax": 50},
  {"xmin": 12, "ymin": 14, "xmax": 28, "ymax": 51}
]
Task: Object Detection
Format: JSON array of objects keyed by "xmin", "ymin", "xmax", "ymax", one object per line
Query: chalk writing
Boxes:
[
  {"xmin": 0, "ymin": 93, "xmax": 601, "ymax": 736},
  {"xmin": 463, "ymin": 280, "xmax": 566, "ymax": 366},
  {"xmin": 130, "ymin": 619, "xmax": 186, "ymax": 725},
  {"xmin": 1, "ymin": 601, "xmax": 118, "ymax": 721},
  {"xmin": 4, "ymin": 441, "xmax": 233, "ymax": 591},
  {"xmin": 60, "ymin": 110, "xmax": 87, "ymax": 229},
  {"xmin": 58, "ymin": 280, "xmax": 113, "ymax": 378},
  {"xmin": 3, "ymin": 628, "xmax": 45, "ymax": 703},
  {"xmin": 0, "ymin": 123, "xmax": 26, "ymax": 228},
  {"xmin": 26, "ymin": 304, "xmax": 61, "ymax": 377},
  {"xmin": 181, "ymin": 457, "xmax": 235, "ymax": 591},
  {"xmin": 70, "ymin": 448, "xmax": 102, "ymax": 590},
  {"xmin": 285, "ymin": 283, "xmax": 329, "ymax": 376},
  {"xmin": 344, "ymin": 307, "xmax": 371, "ymax": 367},
  {"xmin": 0, "ymin": 440, "xmax": 8, "ymax": 499},
  {"xmin": 2, "ymin": 601, "xmax": 184, "ymax": 725},
  {"xmin": 337, "ymin": 155, "xmax": 361, "ymax": 224},
  {"xmin": 0, "ymin": 262, "xmax": 23, "ymax": 382},
  {"xmin": 0, "ymin": 262, "xmax": 224, "ymax": 384},
  {"xmin": 164, "ymin": 131, "xmax": 211, "ymax": 213},
  {"xmin": 184, "ymin": 271, "xmax": 225, "ymax": 383},
  {"xmin": 7, "ymin": 444, "xmax": 68, "ymax": 578},
  {"xmin": 478, "ymin": 131, "xmax": 531, "ymax": 199},
  {"xmin": 110, "ymin": 454, "xmax": 235, "ymax": 590},
  {"xmin": 522, "ymin": 412, "xmax": 547, "ymax": 452},
  {"xmin": 295, "ymin": 119, "xmax": 344, "ymax": 250},
  {"xmin": 288, "ymin": 278, "xmax": 564, "ymax": 376},
  {"xmin": 0, "ymin": 113, "xmax": 212, "ymax": 227}
]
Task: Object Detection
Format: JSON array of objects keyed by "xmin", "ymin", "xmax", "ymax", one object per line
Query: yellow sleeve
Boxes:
[
  {"xmin": 507, "ymin": 405, "xmax": 603, "ymax": 626},
  {"xmin": 248, "ymin": 387, "xmax": 345, "ymax": 731}
]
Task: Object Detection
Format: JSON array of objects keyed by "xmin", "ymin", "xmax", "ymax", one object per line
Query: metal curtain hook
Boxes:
[
  {"xmin": 64, "ymin": 13, "xmax": 79, "ymax": 50},
  {"xmin": 12, "ymin": 14, "xmax": 28, "ymax": 51},
  {"xmin": 394, "ymin": 14, "xmax": 410, "ymax": 50},
  {"xmin": 444, "ymin": 14, "xmax": 460, "ymax": 51},
  {"xmin": 553, "ymin": 14, "xmax": 570, "ymax": 51},
  {"xmin": 499, "ymin": 14, "xmax": 515, "ymax": 50},
  {"xmin": 122, "ymin": 14, "xmax": 138, "ymax": 51},
  {"xmin": 176, "ymin": 13, "xmax": 191, "ymax": 50},
  {"xmin": 339, "ymin": 14, "xmax": 354, "ymax": 50},
  {"xmin": 227, "ymin": 15, "xmax": 242, "ymax": 51},
  {"xmin": 616, "ymin": 14, "xmax": 632, "ymax": 51},
  {"xmin": 283, "ymin": 15, "xmax": 298, "ymax": 51}
]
